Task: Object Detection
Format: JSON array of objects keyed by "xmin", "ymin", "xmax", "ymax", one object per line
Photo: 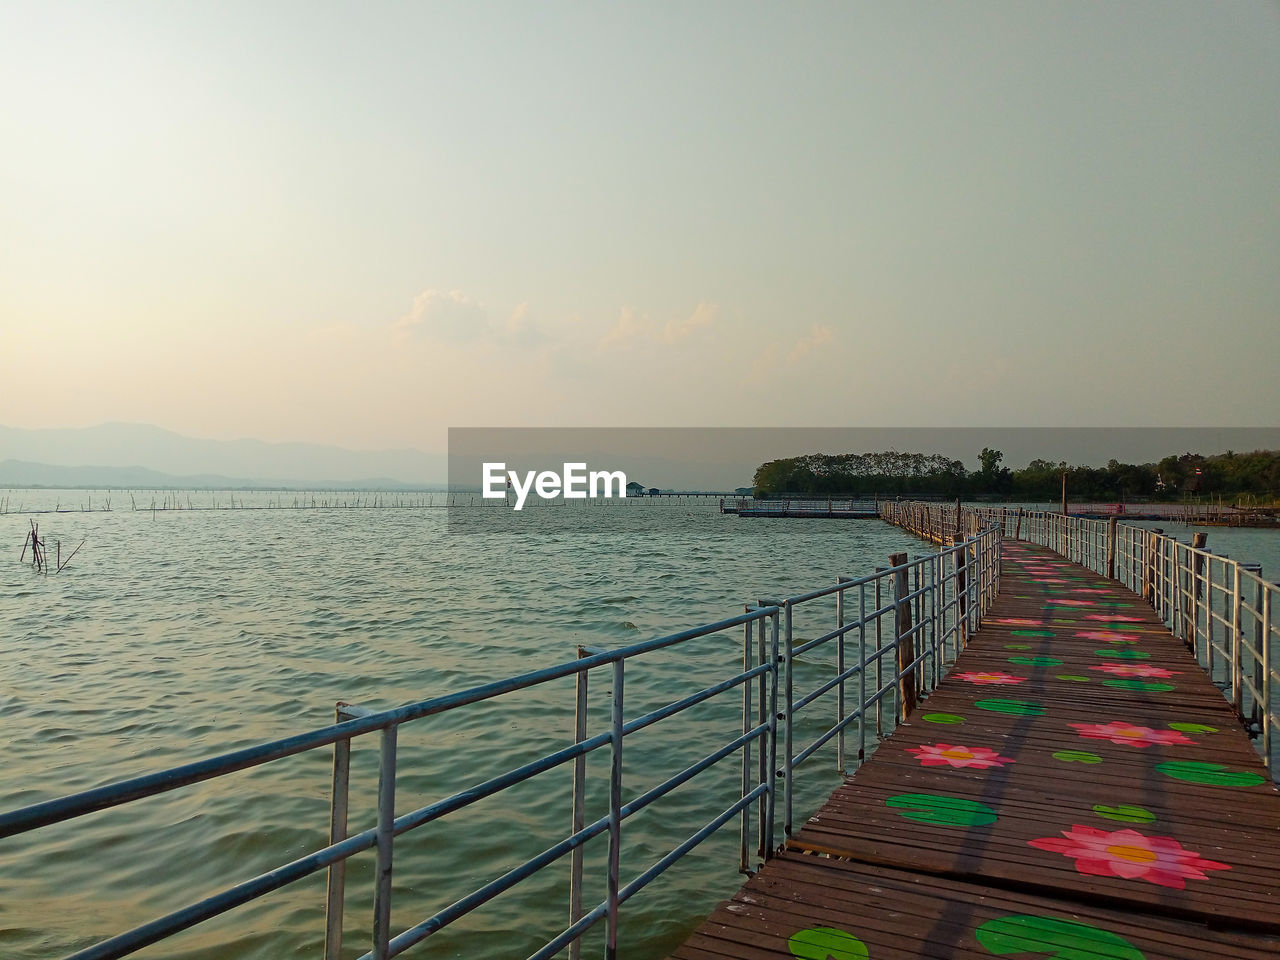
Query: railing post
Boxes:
[
  {"xmin": 740, "ymin": 615, "xmax": 752, "ymax": 873},
  {"xmin": 782, "ymin": 600, "xmax": 794, "ymax": 839},
  {"xmin": 1106, "ymin": 517, "xmax": 1117, "ymax": 580},
  {"xmin": 890, "ymin": 553, "xmax": 916, "ymax": 721},
  {"xmin": 1014, "ymin": 506, "xmax": 1023, "ymax": 540},
  {"xmin": 323, "ymin": 716, "xmax": 352, "ymax": 960},
  {"xmin": 930, "ymin": 554, "xmax": 940, "ymax": 689},
  {"xmin": 1207, "ymin": 555, "xmax": 1217, "ymax": 682},
  {"xmin": 951, "ymin": 537, "xmax": 968, "ymax": 647},
  {"xmin": 1152, "ymin": 529, "xmax": 1162, "ymax": 604},
  {"xmin": 873, "ymin": 570, "xmax": 884, "ymax": 736},
  {"xmin": 605, "ymin": 659, "xmax": 624, "ymax": 960},
  {"xmin": 1250, "ymin": 569, "xmax": 1264, "ymax": 731},
  {"xmin": 836, "ymin": 578, "xmax": 851, "ymax": 774},
  {"xmin": 858, "ymin": 581, "xmax": 868, "ymax": 761},
  {"xmin": 372, "ymin": 725, "xmax": 398, "ymax": 960},
  {"xmin": 1191, "ymin": 533, "xmax": 1207, "ymax": 659},
  {"xmin": 911, "ymin": 561, "xmax": 923, "ymax": 691},
  {"xmin": 766, "ymin": 607, "xmax": 779, "ymax": 855},
  {"xmin": 1262, "ymin": 586, "xmax": 1273, "ymax": 774},
  {"xmin": 569, "ymin": 649, "xmax": 589, "ymax": 960},
  {"xmin": 1231, "ymin": 562, "xmax": 1244, "ymax": 717},
  {"xmin": 980, "ymin": 535, "xmax": 987, "ymax": 619},
  {"xmin": 1237, "ymin": 564, "xmax": 1263, "ymax": 728},
  {"xmin": 752, "ymin": 608, "xmax": 768, "ymax": 859}
]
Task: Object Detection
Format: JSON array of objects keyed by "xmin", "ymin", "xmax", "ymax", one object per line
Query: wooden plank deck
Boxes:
[{"xmin": 672, "ymin": 538, "xmax": 1280, "ymax": 959}]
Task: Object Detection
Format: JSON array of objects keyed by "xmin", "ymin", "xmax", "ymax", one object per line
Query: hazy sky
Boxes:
[{"xmin": 3, "ymin": 2, "xmax": 1277, "ymax": 453}]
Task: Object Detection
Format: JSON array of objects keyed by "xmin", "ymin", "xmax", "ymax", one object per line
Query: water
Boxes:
[
  {"xmin": 1123, "ymin": 519, "xmax": 1280, "ymax": 580},
  {"xmin": 0, "ymin": 493, "xmax": 935, "ymax": 960}
]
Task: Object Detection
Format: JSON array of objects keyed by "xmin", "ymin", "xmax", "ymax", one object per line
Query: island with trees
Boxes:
[{"xmin": 750, "ymin": 448, "xmax": 1280, "ymax": 504}]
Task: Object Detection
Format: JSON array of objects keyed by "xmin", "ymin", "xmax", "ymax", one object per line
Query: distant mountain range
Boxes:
[{"xmin": 0, "ymin": 423, "xmax": 447, "ymax": 489}]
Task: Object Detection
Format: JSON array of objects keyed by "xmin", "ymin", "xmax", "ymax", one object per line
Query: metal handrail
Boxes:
[
  {"xmin": 1, "ymin": 607, "xmax": 781, "ymax": 960},
  {"xmin": 772, "ymin": 522, "xmax": 1003, "ymax": 838}
]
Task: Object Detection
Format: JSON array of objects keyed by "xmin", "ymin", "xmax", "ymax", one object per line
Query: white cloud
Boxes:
[
  {"xmin": 598, "ymin": 301, "xmax": 720, "ymax": 350},
  {"xmin": 393, "ymin": 289, "xmax": 489, "ymax": 342},
  {"xmin": 787, "ymin": 323, "xmax": 835, "ymax": 366}
]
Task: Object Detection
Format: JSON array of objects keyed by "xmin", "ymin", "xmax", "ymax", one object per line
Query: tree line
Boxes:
[{"xmin": 751, "ymin": 448, "xmax": 1280, "ymax": 502}]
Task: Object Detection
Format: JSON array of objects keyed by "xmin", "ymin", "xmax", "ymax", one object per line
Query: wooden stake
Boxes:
[{"xmin": 890, "ymin": 552, "xmax": 917, "ymax": 720}]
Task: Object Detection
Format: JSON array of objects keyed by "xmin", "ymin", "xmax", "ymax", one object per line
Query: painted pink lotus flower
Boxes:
[
  {"xmin": 1069, "ymin": 722, "xmax": 1194, "ymax": 748},
  {"xmin": 1076, "ymin": 631, "xmax": 1137, "ymax": 643},
  {"xmin": 1044, "ymin": 599, "xmax": 1095, "ymax": 607},
  {"xmin": 956, "ymin": 671, "xmax": 1026, "ymax": 686},
  {"xmin": 992, "ymin": 618, "xmax": 1043, "ymax": 627},
  {"xmin": 1089, "ymin": 664, "xmax": 1179, "ymax": 679},
  {"xmin": 1032, "ymin": 578, "xmax": 1069, "ymax": 584},
  {"xmin": 1086, "ymin": 614, "xmax": 1144, "ymax": 622},
  {"xmin": 1029, "ymin": 825, "xmax": 1230, "ymax": 889},
  {"xmin": 906, "ymin": 743, "xmax": 1014, "ymax": 769}
]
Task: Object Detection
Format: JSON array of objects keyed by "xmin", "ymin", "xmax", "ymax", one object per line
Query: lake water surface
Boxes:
[
  {"xmin": 2, "ymin": 493, "xmax": 943, "ymax": 960},
  {"xmin": 2, "ymin": 494, "xmax": 1276, "ymax": 960}
]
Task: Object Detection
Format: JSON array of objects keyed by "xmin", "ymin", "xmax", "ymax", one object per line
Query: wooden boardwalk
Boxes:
[{"xmin": 672, "ymin": 539, "xmax": 1280, "ymax": 959}]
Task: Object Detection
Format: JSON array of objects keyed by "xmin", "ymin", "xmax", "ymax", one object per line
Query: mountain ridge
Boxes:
[{"xmin": 0, "ymin": 423, "xmax": 447, "ymax": 486}]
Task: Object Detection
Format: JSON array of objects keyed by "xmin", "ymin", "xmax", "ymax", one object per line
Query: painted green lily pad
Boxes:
[
  {"xmin": 788, "ymin": 926, "xmax": 869, "ymax": 960},
  {"xmin": 1093, "ymin": 649, "xmax": 1151, "ymax": 660},
  {"xmin": 1093, "ymin": 803, "xmax": 1155, "ymax": 823},
  {"xmin": 975, "ymin": 914, "xmax": 1145, "ymax": 960},
  {"xmin": 1168, "ymin": 722, "xmax": 1217, "ymax": 734},
  {"xmin": 885, "ymin": 793, "xmax": 998, "ymax": 826},
  {"xmin": 1005, "ymin": 643, "xmax": 1033, "ymax": 650},
  {"xmin": 1053, "ymin": 750, "xmax": 1101, "ymax": 764},
  {"xmin": 923, "ymin": 712, "xmax": 965, "ymax": 724},
  {"xmin": 1055, "ymin": 675, "xmax": 1090, "ymax": 682},
  {"xmin": 976, "ymin": 698, "xmax": 1045, "ymax": 716},
  {"xmin": 1011, "ymin": 630, "xmax": 1056, "ymax": 638},
  {"xmin": 1102, "ymin": 679, "xmax": 1175, "ymax": 692},
  {"xmin": 1156, "ymin": 761, "xmax": 1266, "ymax": 787},
  {"xmin": 1009, "ymin": 655, "xmax": 1063, "ymax": 667}
]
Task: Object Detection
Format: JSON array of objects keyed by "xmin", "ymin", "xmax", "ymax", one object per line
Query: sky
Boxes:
[{"xmin": 2, "ymin": 2, "xmax": 1277, "ymax": 455}]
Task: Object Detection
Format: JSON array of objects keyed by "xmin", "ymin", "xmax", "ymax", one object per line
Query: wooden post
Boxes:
[
  {"xmin": 1188, "ymin": 532, "xmax": 1207, "ymax": 653},
  {"xmin": 1061, "ymin": 472, "xmax": 1067, "ymax": 517},
  {"xmin": 1014, "ymin": 506, "xmax": 1023, "ymax": 541},
  {"xmin": 890, "ymin": 552, "xmax": 917, "ymax": 720},
  {"xmin": 954, "ymin": 499, "xmax": 962, "ymax": 539},
  {"xmin": 1106, "ymin": 517, "xmax": 1118, "ymax": 580},
  {"xmin": 952, "ymin": 536, "xmax": 968, "ymax": 645}
]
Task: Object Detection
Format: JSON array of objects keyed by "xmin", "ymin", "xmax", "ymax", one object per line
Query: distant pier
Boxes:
[{"xmin": 719, "ymin": 497, "xmax": 880, "ymax": 518}]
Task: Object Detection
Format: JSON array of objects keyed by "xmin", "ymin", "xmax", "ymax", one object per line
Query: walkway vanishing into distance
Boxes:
[{"xmin": 673, "ymin": 538, "xmax": 1280, "ymax": 959}]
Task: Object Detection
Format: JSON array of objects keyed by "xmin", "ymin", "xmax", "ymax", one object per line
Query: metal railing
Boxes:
[
  {"xmin": 961, "ymin": 505, "xmax": 1277, "ymax": 778},
  {"xmin": 719, "ymin": 498, "xmax": 880, "ymax": 514},
  {"xmin": 0, "ymin": 523, "xmax": 1001, "ymax": 960},
  {"xmin": 765, "ymin": 522, "xmax": 1001, "ymax": 840}
]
